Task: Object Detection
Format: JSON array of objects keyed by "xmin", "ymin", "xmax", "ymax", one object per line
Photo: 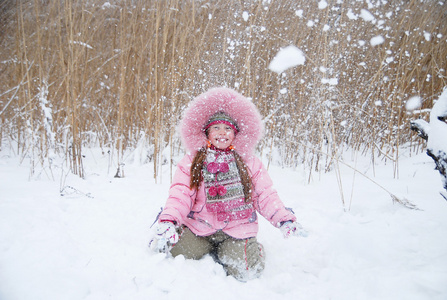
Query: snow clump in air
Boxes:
[
  {"xmin": 269, "ymin": 45, "xmax": 306, "ymax": 74},
  {"xmin": 242, "ymin": 11, "xmax": 249, "ymax": 22},
  {"xmin": 370, "ymin": 35, "xmax": 385, "ymax": 46},
  {"xmin": 360, "ymin": 9, "xmax": 375, "ymax": 23},
  {"xmin": 318, "ymin": 0, "xmax": 328, "ymax": 9},
  {"xmin": 405, "ymin": 96, "xmax": 422, "ymax": 112},
  {"xmin": 347, "ymin": 9, "xmax": 358, "ymax": 20}
]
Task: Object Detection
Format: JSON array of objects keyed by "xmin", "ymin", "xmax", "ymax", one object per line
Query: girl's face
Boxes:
[{"xmin": 207, "ymin": 123, "xmax": 235, "ymax": 149}]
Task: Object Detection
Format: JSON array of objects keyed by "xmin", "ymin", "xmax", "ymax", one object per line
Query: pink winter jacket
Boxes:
[{"xmin": 159, "ymin": 152, "xmax": 296, "ymax": 239}]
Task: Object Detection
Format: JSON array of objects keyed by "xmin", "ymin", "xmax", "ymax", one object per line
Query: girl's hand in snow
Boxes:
[
  {"xmin": 280, "ymin": 221, "xmax": 308, "ymax": 238},
  {"xmin": 149, "ymin": 221, "xmax": 179, "ymax": 253}
]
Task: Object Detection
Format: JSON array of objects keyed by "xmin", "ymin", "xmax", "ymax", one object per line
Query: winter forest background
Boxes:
[{"xmin": 1, "ymin": 0, "xmax": 446, "ymax": 181}]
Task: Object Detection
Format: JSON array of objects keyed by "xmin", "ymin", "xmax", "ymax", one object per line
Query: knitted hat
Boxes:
[
  {"xmin": 203, "ymin": 111, "xmax": 239, "ymax": 134},
  {"xmin": 179, "ymin": 87, "xmax": 264, "ymax": 157}
]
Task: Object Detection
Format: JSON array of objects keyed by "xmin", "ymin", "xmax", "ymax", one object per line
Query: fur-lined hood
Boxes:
[{"xmin": 179, "ymin": 87, "xmax": 264, "ymax": 157}]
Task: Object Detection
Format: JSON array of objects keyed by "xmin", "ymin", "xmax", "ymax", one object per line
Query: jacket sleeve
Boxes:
[
  {"xmin": 249, "ymin": 156, "xmax": 296, "ymax": 227},
  {"xmin": 158, "ymin": 154, "xmax": 196, "ymax": 225}
]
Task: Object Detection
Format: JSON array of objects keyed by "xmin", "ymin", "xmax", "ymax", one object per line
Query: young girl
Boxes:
[{"xmin": 151, "ymin": 87, "xmax": 305, "ymax": 281}]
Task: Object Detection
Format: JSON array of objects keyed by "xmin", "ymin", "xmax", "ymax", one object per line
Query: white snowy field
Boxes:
[{"xmin": 1, "ymin": 146, "xmax": 447, "ymax": 300}]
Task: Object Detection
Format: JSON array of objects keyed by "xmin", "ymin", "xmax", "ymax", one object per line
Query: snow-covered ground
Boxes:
[{"xmin": 1, "ymin": 146, "xmax": 446, "ymax": 300}]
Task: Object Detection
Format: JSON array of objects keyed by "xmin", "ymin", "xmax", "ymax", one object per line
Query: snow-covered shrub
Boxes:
[{"xmin": 411, "ymin": 87, "xmax": 447, "ymax": 199}]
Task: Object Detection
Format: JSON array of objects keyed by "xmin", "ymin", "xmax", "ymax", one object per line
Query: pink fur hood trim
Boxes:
[{"xmin": 180, "ymin": 87, "xmax": 264, "ymax": 157}]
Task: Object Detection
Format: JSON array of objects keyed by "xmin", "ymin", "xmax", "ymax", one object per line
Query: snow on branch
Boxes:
[{"xmin": 70, "ymin": 40, "xmax": 93, "ymax": 49}]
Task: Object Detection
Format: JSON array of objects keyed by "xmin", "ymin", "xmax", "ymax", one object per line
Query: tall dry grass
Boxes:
[{"xmin": 0, "ymin": 0, "xmax": 446, "ymax": 180}]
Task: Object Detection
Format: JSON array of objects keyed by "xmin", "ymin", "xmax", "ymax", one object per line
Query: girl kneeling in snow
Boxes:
[{"xmin": 151, "ymin": 87, "xmax": 305, "ymax": 281}]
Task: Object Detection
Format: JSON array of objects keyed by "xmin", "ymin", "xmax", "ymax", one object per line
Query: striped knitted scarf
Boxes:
[{"xmin": 203, "ymin": 149, "xmax": 253, "ymax": 222}]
